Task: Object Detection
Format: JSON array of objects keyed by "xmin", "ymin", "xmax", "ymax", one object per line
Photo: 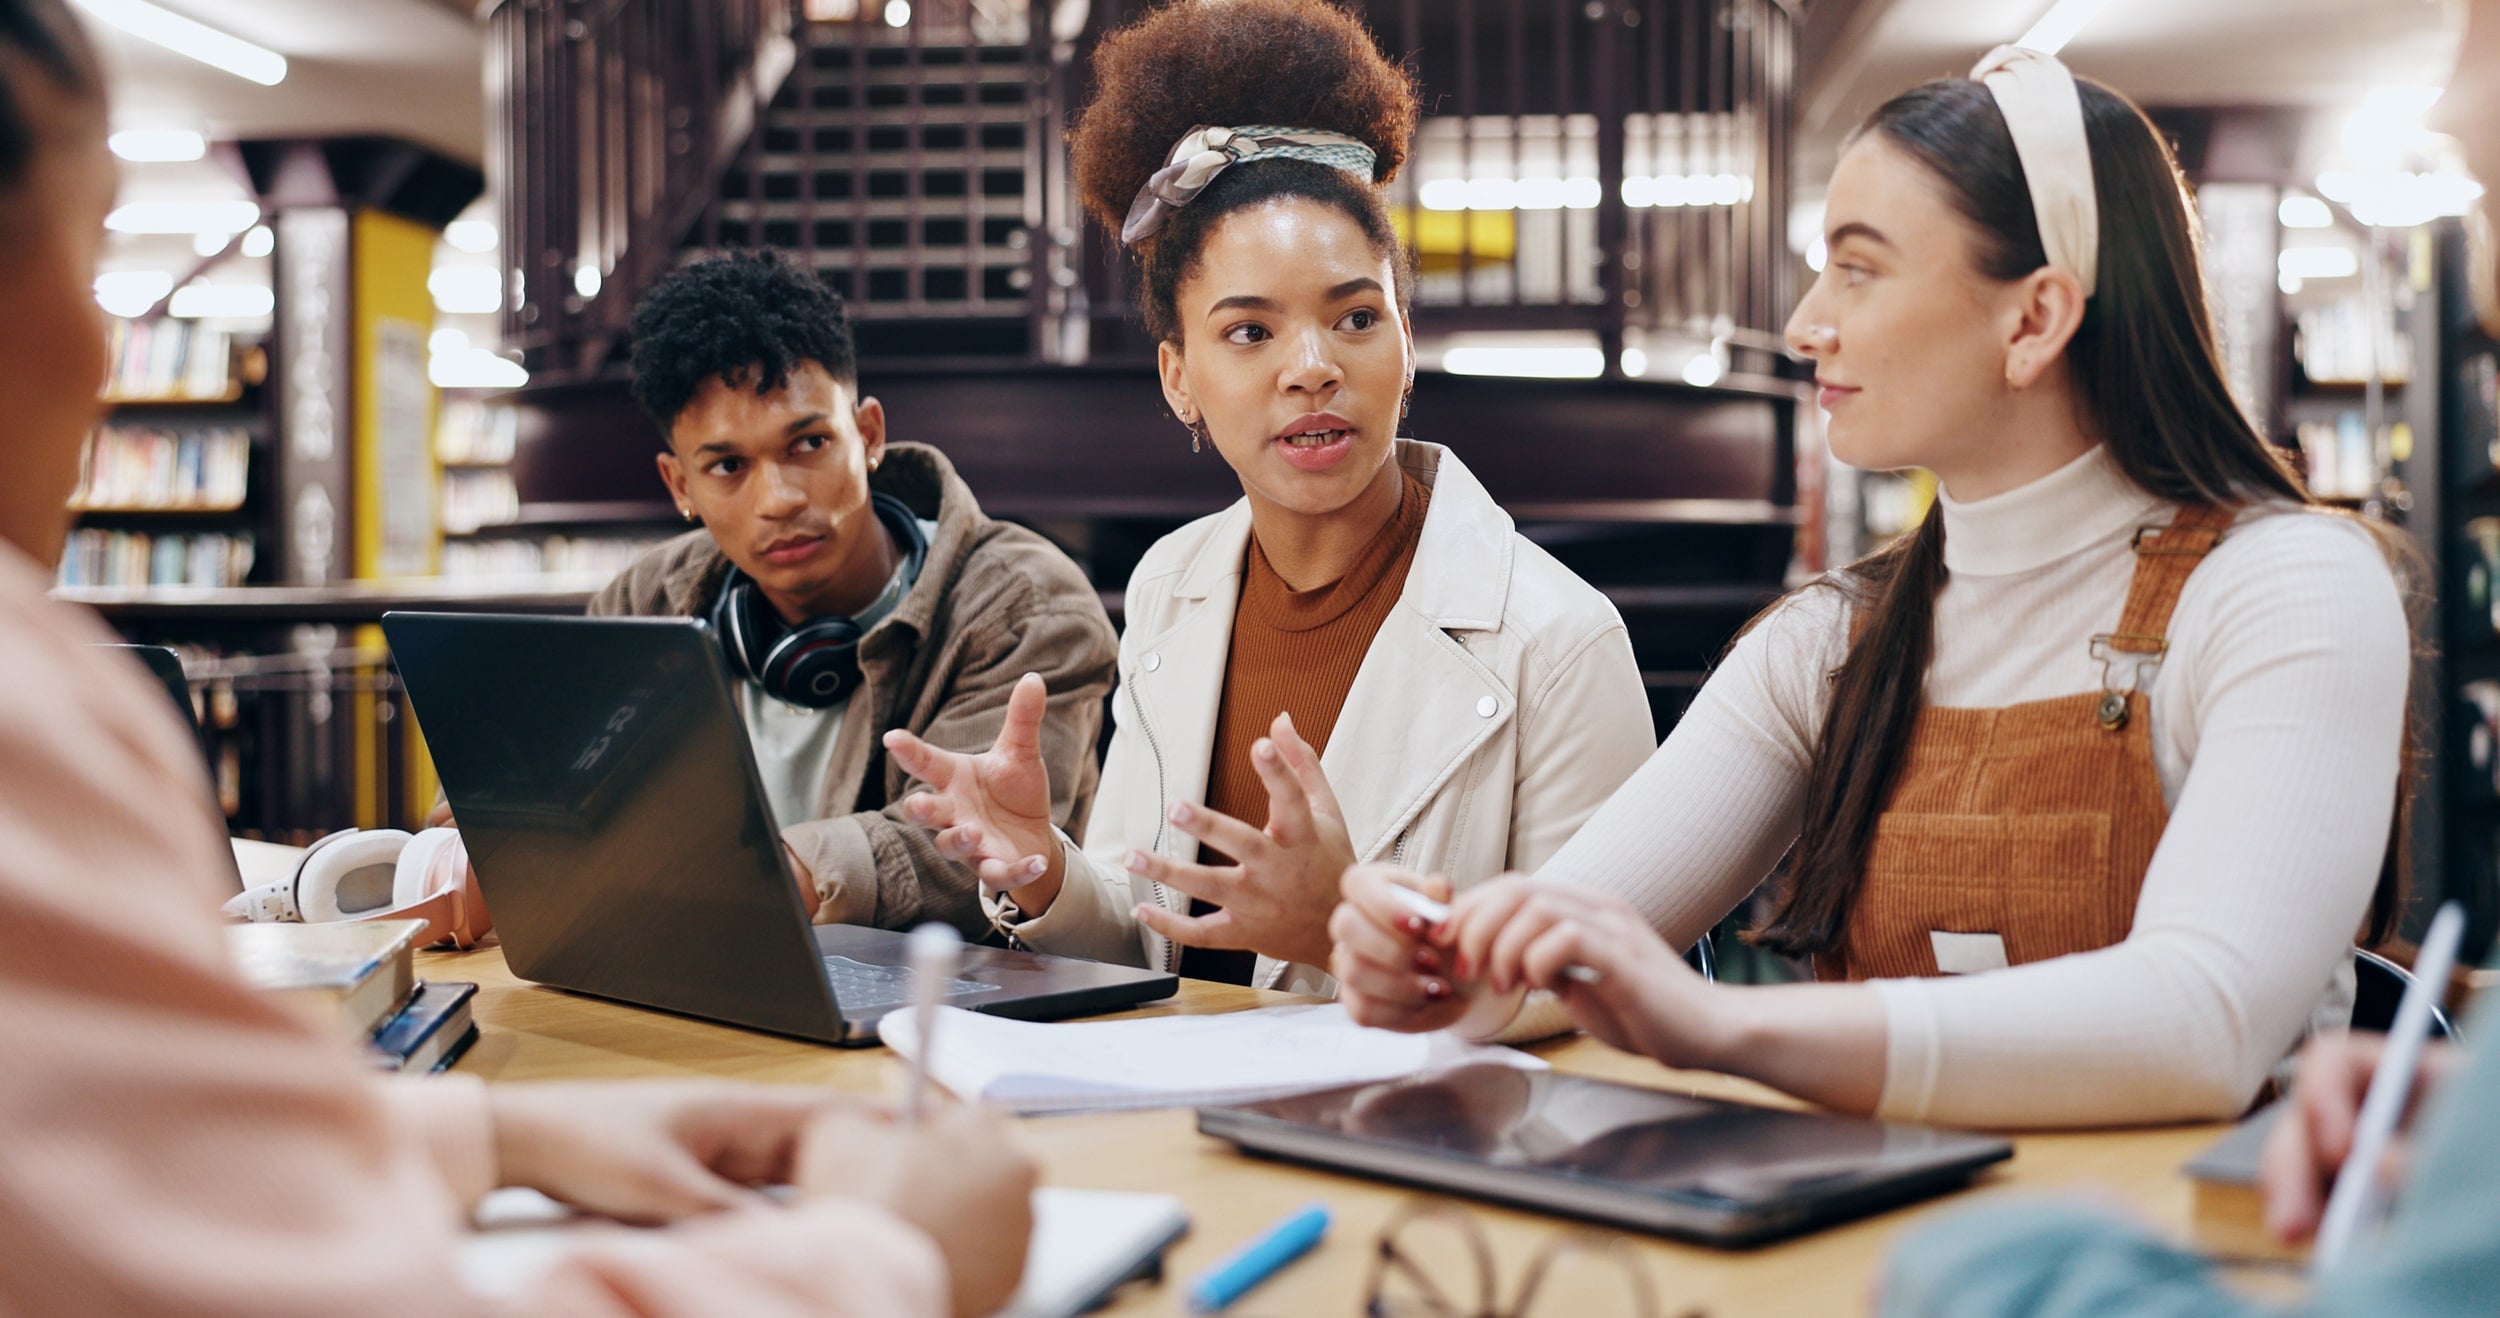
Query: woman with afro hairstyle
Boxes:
[{"xmin": 885, "ymin": 0, "xmax": 1652, "ymax": 996}]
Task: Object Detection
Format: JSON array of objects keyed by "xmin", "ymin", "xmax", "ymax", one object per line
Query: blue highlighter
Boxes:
[{"xmin": 1186, "ymin": 1202, "xmax": 1331, "ymax": 1312}]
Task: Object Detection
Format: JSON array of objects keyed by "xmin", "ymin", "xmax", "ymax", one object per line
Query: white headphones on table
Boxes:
[{"xmin": 222, "ymin": 827, "xmax": 493, "ymax": 949}]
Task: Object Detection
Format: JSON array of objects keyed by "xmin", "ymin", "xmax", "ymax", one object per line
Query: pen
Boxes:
[
  {"xmin": 903, "ymin": 922, "xmax": 961, "ymax": 1125},
  {"xmin": 2314, "ymin": 900, "xmax": 2465, "ymax": 1269},
  {"xmin": 1382, "ymin": 884, "xmax": 1604, "ymax": 985},
  {"xmin": 1186, "ymin": 1202, "xmax": 1330, "ymax": 1312}
]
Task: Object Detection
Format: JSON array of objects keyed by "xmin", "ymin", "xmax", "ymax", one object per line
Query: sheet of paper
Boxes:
[
  {"xmin": 881, "ymin": 1002, "xmax": 1547, "ymax": 1115},
  {"xmin": 459, "ymin": 1185, "xmax": 1188, "ymax": 1318}
]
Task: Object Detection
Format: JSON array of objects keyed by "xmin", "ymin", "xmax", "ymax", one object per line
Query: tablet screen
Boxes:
[{"xmin": 1216, "ymin": 1064, "xmax": 2002, "ymax": 1211}]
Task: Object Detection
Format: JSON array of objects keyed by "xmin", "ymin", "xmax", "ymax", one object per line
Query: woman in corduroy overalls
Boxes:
[{"xmin": 1334, "ymin": 50, "xmax": 2416, "ymax": 1130}]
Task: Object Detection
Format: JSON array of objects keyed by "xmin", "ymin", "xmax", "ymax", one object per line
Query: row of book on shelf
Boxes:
[
  {"xmin": 57, "ymin": 528, "xmax": 254, "ymax": 589},
  {"xmin": 2291, "ymin": 412, "xmax": 2400, "ymax": 502},
  {"xmin": 441, "ymin": 533, "xmax": 672, "ymax": 579},
  {"xmin": 227, "ymin": 920, "xmax": 476, "ymax": 1073},
  {"xmin": 436, "ymin": 397, "xmax": 520, "ymax": 465},
  {"xmin": 441, "ymin": 469, "xmax": 520, "ymax": 534},
  {"xmin": 71, "ymin": 424, "xmax": 250, "ymax": 511},
  {"xmin": 104, "ymin": 319, "xmax": 237, "ymax": 402}
]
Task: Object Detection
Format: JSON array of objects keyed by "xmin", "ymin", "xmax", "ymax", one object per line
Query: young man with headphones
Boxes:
[{"xmin": 589, "ymin": 251, "xmax": 1116, "ymax": 937}]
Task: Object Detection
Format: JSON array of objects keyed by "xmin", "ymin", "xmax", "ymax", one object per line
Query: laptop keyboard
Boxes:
[{"xmin": 820, "ymin": 954, "xmax": 994, "ymax": 1011}]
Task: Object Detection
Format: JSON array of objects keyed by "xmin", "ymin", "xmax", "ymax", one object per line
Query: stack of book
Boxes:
[{"xmin": 224, "ymin": 919, "xmax": 479, "ymax": 1073}]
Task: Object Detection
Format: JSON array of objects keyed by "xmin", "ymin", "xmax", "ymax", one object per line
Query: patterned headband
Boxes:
[
  {"xmin": 1970, "ymin": 45, "xmax": 2100, "ymax": 297},
  {"xmin": 1120, "ymin": 124, "xmax": 1381, "ymax": 247}
]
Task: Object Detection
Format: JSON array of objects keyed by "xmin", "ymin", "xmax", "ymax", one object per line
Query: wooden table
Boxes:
[{"xmin": 422, "ymin": 943, "xmax": 2232, "ymax": 1316}]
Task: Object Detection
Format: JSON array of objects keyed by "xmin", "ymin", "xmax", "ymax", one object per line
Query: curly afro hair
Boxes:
[
  {"xmin": 626, "ymin": 249, "xmax": 856, "ymax": 435},
  {"xmin": 1070, "ymin": 0, "xmax": 1420, "ymax": 342}
]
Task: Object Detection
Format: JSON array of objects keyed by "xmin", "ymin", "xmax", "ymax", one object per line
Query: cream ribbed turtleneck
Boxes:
[{"xmin": 1534, "ymin": 444, "xmax": 2412, "ymax": 1128}]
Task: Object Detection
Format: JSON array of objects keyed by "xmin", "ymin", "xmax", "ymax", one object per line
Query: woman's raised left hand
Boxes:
[{"xmin": 1126, "ymin": 711, "xmax": 1354, "ymax": 969}]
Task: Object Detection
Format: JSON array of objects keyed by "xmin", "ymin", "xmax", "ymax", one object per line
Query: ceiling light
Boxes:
[
  {"xmin": 429, "ymin": 266, "xmax": 503, "ymax": 315},
  {"xmin": 883, "ymin": 0, "xmax": 911, "ymax": 27},
  {"xmin": 93, "ymin": 270, "xmax": 172, "ymax": 319},
  {"xmin": 1805, "ymin": 234, "xmax": 1829, "ymax": 272},
  {"xmin": 1620, "ymin": 348, "xmax": 1649, "ymax": 377},
  {"xmin": 1441, "ymin": 346, "xmax": 1605, "ymax": 379},
  {"xmin": 2279, "ymin": 194, "xmax": 2335, "ymax": 229},
  {"xmin": 444, "ymin": 219, "xmax": 499, "ymax": 253},
  {"xmin": 574, "ymin": 264, "xmax": 602, "ymax": 299},
  {"xmin": 108, "ymin": 129, "xmax": 204, "ymax": 162},
  {"xmin": 167, "ymin": 283, "xmax": 274, "ymax": 319},
  {"xmin": 429, "ymin": 348, "xmax": 529, "ymax": 391},
  {"xmin": 68, "ymin": 0, "xmax": 286, "ymax": 86},
  {"xmin": 2014, "ymin": 0, "xmax": 2116, "ymax": 56},
  {"xmin": 1682, "ymin": 351, "xmax": 1725, "ymax": 388},
  {"xmin": 106, "ymin": 200, "xmax": 260, "ymax": 235},
  {"xmin": 240, "ymin": 225, "xmax": 273, "ymax": 258},
  {"xmin": 191, "ymin": 230, "xmax": 229, "ymax": 258},
  {"xmin": 429, "ymin": 328, "xmax": 470, "ymax": 356},
  {"xmin": 2279, "ymin": 246, "xmax": 2360, "ymax": 281}
]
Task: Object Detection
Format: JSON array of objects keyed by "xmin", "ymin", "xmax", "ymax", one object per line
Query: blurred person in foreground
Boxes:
[
  {"xmin": 1881, "ymin": 2, "xmax": 2500, "ymax": 1313},
  {"xmin": 0, "ymin": 2, "xmax": 1031, "ymax": 1313}
]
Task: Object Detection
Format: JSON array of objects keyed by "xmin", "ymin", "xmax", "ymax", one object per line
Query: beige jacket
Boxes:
[
  {"xmin": 592, "ymin": 442, "xmax": 1117, "ymax": 939},
  {"xmin": 994, "ymin": 441, "xmax": 1656, "ymax": 993}
]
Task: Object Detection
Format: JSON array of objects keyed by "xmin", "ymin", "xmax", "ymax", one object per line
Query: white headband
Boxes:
[
  {"xmin": 1120, "ymin": 124, "xmax": 1380, "ymax": 247},
  {"xmin": 1969, "ymin": 45, "xmax": 2099, "ymax": 297}
]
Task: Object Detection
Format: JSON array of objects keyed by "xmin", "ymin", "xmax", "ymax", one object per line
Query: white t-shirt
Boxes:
[
  {"xmin": 734, "ymin": 517, "xmax": 936, "ymax": 831},
  {"xmin": 1536, "ymin": 444, "xmax": 2410, "ymax": 1127}
]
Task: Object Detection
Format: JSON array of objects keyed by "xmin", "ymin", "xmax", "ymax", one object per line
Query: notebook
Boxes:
[
  {"xmin": 457, "ymin": 1185, "xmax": 1189, "ymax": 1318},
  {"xmin": 880, "ymin": 1001, "xmax": 1547, "ymax": 1115}
]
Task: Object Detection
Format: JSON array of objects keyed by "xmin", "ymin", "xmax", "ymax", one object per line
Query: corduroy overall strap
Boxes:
[{"xmin": 2096, "ymin": 505, "xmax": 2235, "ymax": 658}]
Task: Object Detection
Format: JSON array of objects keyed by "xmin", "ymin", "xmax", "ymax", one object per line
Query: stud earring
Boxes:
[{"xmin": 679, "ymin": 506, "xmax": 697, "ymax": 523}]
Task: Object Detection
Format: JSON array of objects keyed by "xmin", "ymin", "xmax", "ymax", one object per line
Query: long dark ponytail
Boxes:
[{"xmin": 1753, "ymin": 76, "xmax": 2409, "ymax": 957}]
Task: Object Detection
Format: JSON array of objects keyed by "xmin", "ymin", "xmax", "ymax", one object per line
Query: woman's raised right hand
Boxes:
[
  {"xmin": 883, "ymin": 673, "xmax": 1067, "ymax": 906},
  {"xmin": 1330, "ymin": 863, "xmax": 1480, "ymax": 1034}
]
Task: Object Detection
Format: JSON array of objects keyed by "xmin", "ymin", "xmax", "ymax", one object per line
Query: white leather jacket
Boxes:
[{"xmin": 990, "ymin": 440, "xmax": 1655, "ymax": 994}]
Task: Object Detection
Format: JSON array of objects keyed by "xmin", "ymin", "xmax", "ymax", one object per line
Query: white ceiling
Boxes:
[
  {"xmin": 77, "ymin": 0, "xmax": 488, "ymax": 314},
  {"xmin": 1800, "ymin": 0, "xmax": 2463, "ymax": 182},
  {"xmin": 82, "ymin": 0, "xmax": 485, "ymax": 162}
]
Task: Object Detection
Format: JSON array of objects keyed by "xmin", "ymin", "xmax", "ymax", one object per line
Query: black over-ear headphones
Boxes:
[{"xmin": 710, "ymin": 492, "xmax": 928, "ymax": 708}]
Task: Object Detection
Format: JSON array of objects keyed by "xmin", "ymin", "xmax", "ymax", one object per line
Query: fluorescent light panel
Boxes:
[
  {"xmin": 1418, "ymin": 174, "xmax": 1754, "ymax": 212},
  {"xmin": 167, "ymin": 283, "xmax": 273, "ymax": 319},
  {"xmin": 430, "ymin": 266, "xmax": 503, "ymax": 315},
  {"xmin": 2015, "ymin": 0, "xmax": 2116, "ymax": 55},
  {"xmin": 69, "ymin": 0, "xmax": 286, "ymax": 86},
  {"xmin": 93, "ymin": 270, "xmax": 172, "ymax": 318},
  {"xmin": 105, "ymin": 200, "xmax": 259, "ymax": 234},
  {"xmin": 430, "ymin": 348, "xmax": 528, "ymax": 390},
  {"xmin": 108, "ymin": 129, "xmax": 204, "ymax": 162},
  {"xmin": 443, "ymin": 220, "xmax": 499, "ymax": 254},
  {"xmin": 1441, "ymin": 346, "xmax": 1604, "ymax": 379}
]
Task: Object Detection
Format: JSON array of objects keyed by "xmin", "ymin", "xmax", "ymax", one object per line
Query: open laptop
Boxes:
[
  {"xmin": 1198, "ymin": 1065, "xmax": 2013, "ymax": 1247},
  {"xmin": 97, "ymin": 643, "xmax": 245, "ymax": 895},
  {"xmin": 381, "ymin": 612, "xmax": 1175, "ymax": 1045}
]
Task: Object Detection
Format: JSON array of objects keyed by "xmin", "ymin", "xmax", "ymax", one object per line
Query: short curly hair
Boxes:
[
  {"xmin": 1070, "ymin": 0, "xmax": 1419, "ymax": 342},
  {"xmin": 626, "ymin": 250, "xmax": 857, "ymax": 435}
]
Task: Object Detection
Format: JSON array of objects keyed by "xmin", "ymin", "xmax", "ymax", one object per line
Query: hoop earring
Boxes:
[{"xmin": 1180, "ymin": 410, "xmax": 1207, "ymax": 453}]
